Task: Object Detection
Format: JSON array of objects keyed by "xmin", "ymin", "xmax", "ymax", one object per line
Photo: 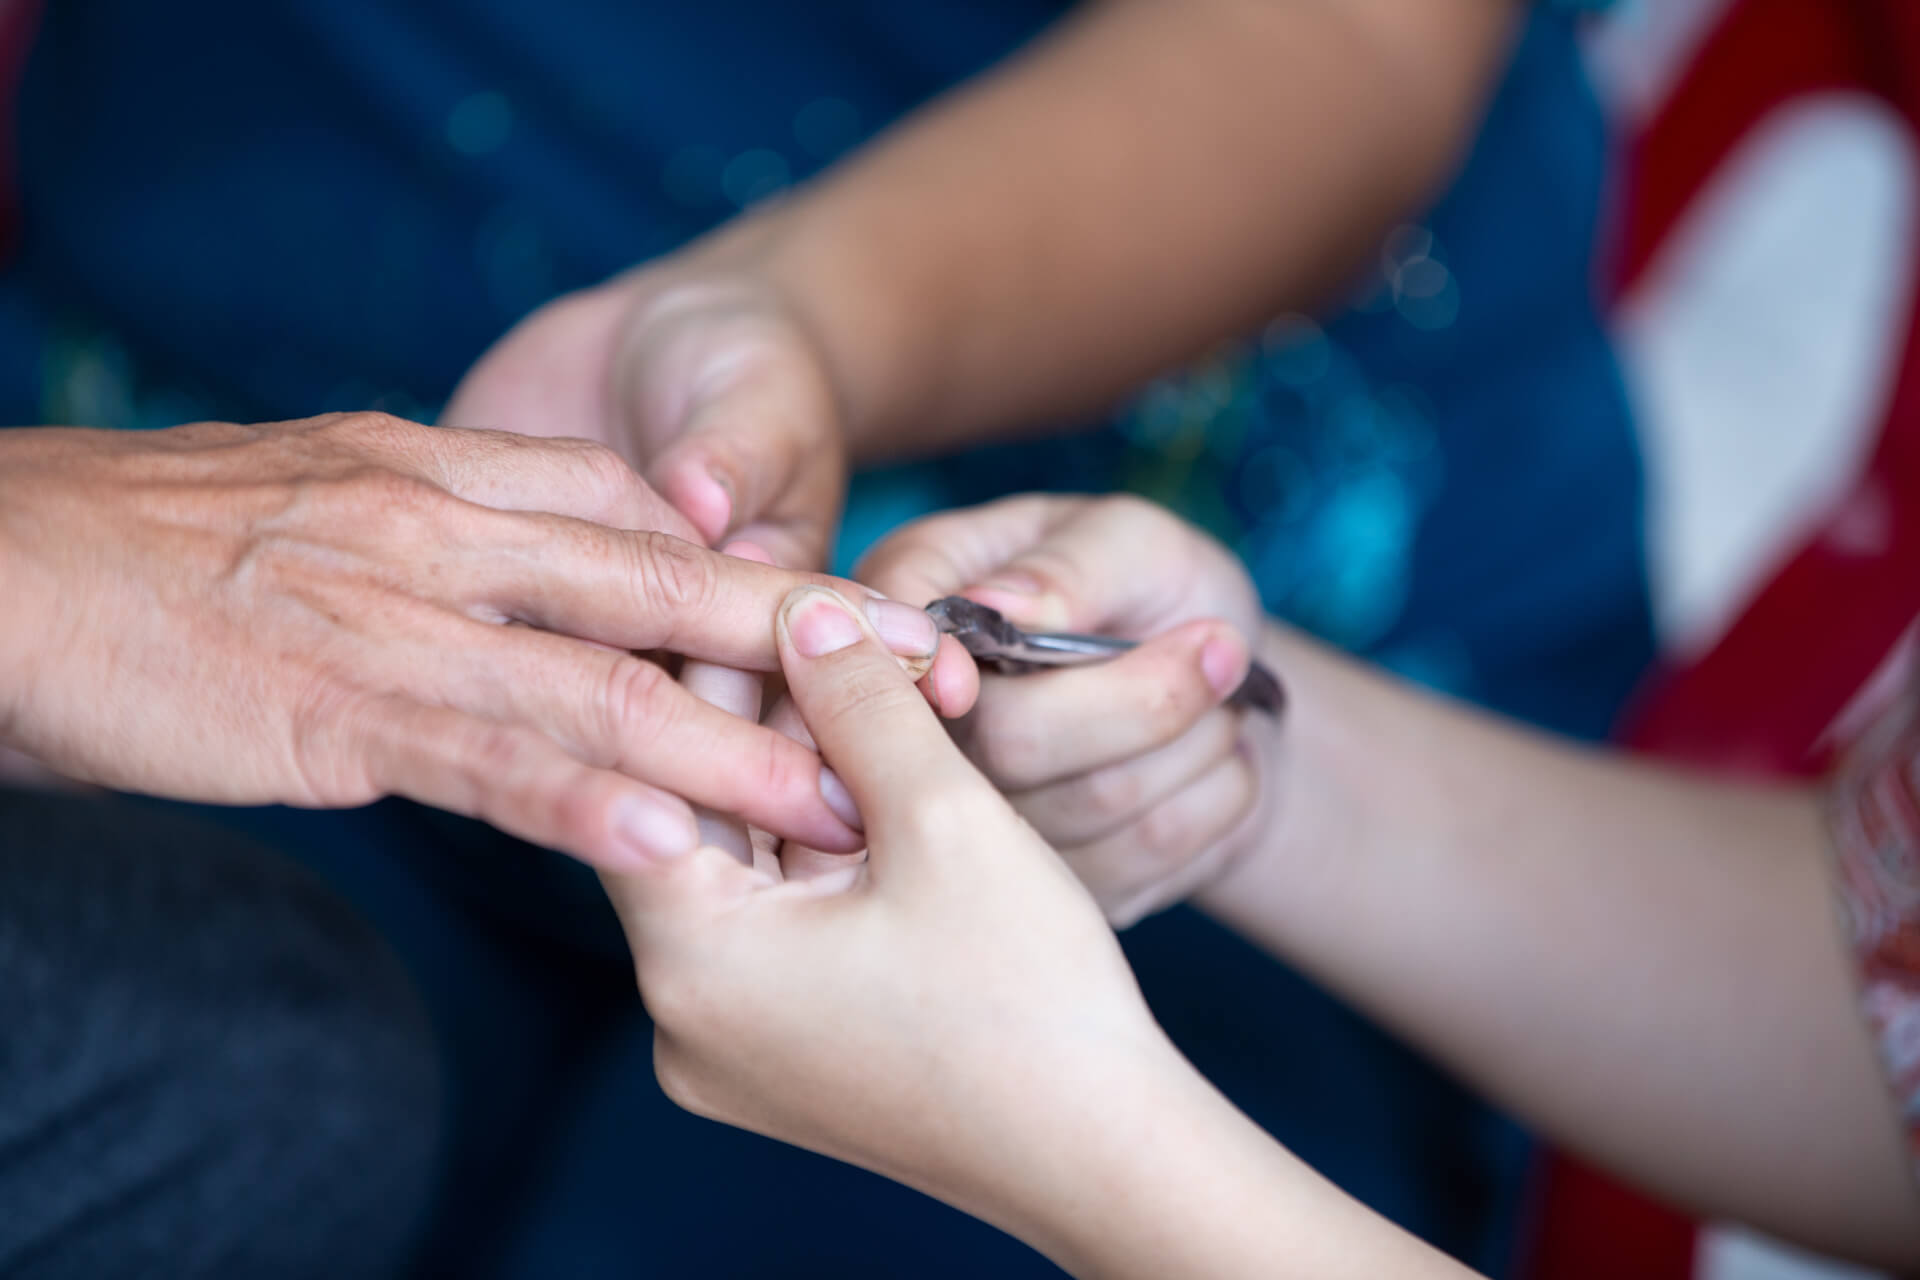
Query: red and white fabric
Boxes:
[{"xmin": 1530, "ymin": 2, "xmax": 1920, "ymax": 1277}]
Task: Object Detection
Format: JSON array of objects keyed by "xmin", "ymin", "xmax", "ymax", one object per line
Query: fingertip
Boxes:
[
  {"xmin": 1198, "ymin": 625, "xmax": 1251, "ymax": 702},
  {"xmin": 924, "ymin": 634, "xmax": 980, "ymax": 718},
  {"xmin": 657, "ymin": 456, "xmax": 733, "ymax": 546}
]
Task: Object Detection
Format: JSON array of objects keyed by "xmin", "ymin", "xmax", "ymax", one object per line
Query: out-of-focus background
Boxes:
[
  {"xmin": 0, "ymin": 0, "xmax": 1914, "ymax": 1277},
  {"xmin": 1532, "ymin": 3, "xmax": 1918, "ymax": 1278}
]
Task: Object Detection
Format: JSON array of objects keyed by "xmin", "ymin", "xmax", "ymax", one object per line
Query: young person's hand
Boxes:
[
  {"xmin": 0, "ymin": 415, "xmax": 941, "ymax": 867},
  {"xmin": 605, "ymin": 585, "xmax": 1473, "ymax": 1280},
  {"xmin": 858, "ymin": 494, "xmax": 1275, "ymax": 924},
  {"xmin": 604, "ymin": 585, "xmax": 1174, "ymax": 1230}
]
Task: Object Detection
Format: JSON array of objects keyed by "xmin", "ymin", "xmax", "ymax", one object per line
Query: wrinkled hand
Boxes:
[
  {"xmin": 605, "ymin": 586, "xmax": 1167, "ymax": 1211},
  {"xmin": 858, "ymin": 494, "xmax": 1272, "ymax": 926},
  {"xmin": 443, "ymin": 243, "xmax": 846, "ymax": 571},
  {"xmin": 0, "ymin": 414, "xmax": 941, "ymax": 867}
]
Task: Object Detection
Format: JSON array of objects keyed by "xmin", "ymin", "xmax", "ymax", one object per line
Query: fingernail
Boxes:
[
  {"xmin": 786, "ymin": 588, "xmax": 864, "ymax": 657},
  {"xmin": 1200, "ymin": 636, "xmax": 1248, "ymax": 699},
  {"xmin": 819, "ymin": 767, "xmax": 864, "ymax": 831},
  {"xmin": 614, "ymin": 793, "xmax": 699, "ymax": 861},
  {"xmin": 864, "ymin": 597, "xmax": 938, "ymax": 657}
]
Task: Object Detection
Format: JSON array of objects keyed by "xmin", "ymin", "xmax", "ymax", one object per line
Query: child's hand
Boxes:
[
  {"xmin": 859, "ymin": 495, "xmax": 1274, "ymax": 925},
  {"xmin": 601, "ymin": 586, "xmax": 1170, "ymax": 1214}
]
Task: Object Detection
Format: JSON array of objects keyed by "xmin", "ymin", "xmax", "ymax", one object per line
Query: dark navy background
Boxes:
[{"xmin": 6, "ymin": 2, "xmax": 1647, "ymax": 1275}]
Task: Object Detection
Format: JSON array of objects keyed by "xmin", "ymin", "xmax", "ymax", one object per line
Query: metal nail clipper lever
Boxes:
[{"xmin": 925, "ymin": 597, "xmax": 1285, "ymax": 716}]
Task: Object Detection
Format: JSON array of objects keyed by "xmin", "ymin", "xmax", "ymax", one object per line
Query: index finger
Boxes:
[
  {"xmin": 321, "ymin": 412, "xmax": 703, "ymax": 538},
  {"xmin": 869, "ymin": 495, "xmax": 1236, "ymax": 638},
  {"xmin": 853, "ymin": 494, "xmax": 1081, "ymax": 612},
  {"xmin": 472, "ymin": 515, "xmax": 942, "ymax": 675}
]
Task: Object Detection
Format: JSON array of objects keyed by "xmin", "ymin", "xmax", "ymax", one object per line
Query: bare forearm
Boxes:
[
  {"xmin": 1198, "ymin": 627, "xmax": 1919, "ymax": 1266},
  {"xmin": 727, "ymin": 0, "xmax": 1515, "ymax": 462},
  {"xmin": 954, "ymin": 1038, "xmax": 1470, "ymax": 1279}
]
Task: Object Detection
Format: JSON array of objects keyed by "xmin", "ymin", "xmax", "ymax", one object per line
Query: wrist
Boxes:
[
  {"xmin": 729, "ymin": 197, "xmax": 933, "ymax": 463},
  {"xmin": 1195, "ymin": 623, "xmax": 1415, "ymax": 957},
  {"xmin": 950, "ymin": 1028, "xmax": 1226, "ymax": 1272},
  {"xmin": 636, "ymin": 202, "xmax": 915, "ymax": 462},
  {"xmin": 982, "ymin": 1027, "xmax": 1425, "ymax": 1279}
]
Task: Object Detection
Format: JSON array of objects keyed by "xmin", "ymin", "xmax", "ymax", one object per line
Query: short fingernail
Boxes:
[
  {"xmin": 864, "ymin": 597, "xmax": 938, "ymax": 657},
  {"xmin": 819, "ymin": 767, "xmax": 864, "ymax": 831},
  {"xmin": 1201, "ymin": 636, "xmax": 1248, "ymax": 699},
  {"xmin": 614, "ymin": 793, "xmax": 699, "ymax": 861},
  {"xmin": 786, "ymin": 588, "xmax": 865, "ymax": 657}
]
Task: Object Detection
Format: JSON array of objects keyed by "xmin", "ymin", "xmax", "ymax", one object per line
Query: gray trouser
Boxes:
[{"xmin": 0, "ymin": 787, "xmax": 439, "ymax": 1278}]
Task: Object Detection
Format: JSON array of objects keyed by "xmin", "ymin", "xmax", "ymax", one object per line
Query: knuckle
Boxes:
[
  {"xmin": 569, "ymin": 439, "xmax": 643, "ymax": 510},
  {"xmin": 1135, "ymin": 799, "xmax": 1203, "ymax": 868},
  {"xmin": 972, "ymin": 729, "xmax": 1043, "ymax": 788},
  {"xmin": 326, "ymin": 410, "xmax": 419, "ymax": 452},
  {"xmin": 746, "ymin": 729, "xmax": 811, "ymax": 811},
  {"xmin": 629, "ymin": 530, "xmax": 716, "ymax": 616},
  {"xmin": 1081, "ymin": 760, "xmax": 1145, "ymax": 819},
  {"xmin": 288, "ymin": 686, "xmax": 381, "ymax": 807},
  {"xmin": 964, "ymin": 704, "xmax": 1048, "ymax": 786},
  {"xmin": 460, "ymin": 721, "xmax": 530, "ymax": 783},
  {"xmin": 601, "ymin": 657, "xmax": 674, "ymax": 761}
]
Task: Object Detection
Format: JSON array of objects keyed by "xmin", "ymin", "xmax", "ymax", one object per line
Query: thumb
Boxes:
[{"xmin": 776, "ymin": 586, "xmax": 980, "ymax": 847}]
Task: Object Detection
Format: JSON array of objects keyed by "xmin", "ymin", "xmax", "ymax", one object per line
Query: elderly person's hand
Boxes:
[{"xmin": 0, "ymin": 413, "xmax": 944, "ymax": 869}]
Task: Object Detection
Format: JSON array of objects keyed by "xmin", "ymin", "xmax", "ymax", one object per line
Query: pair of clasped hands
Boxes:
[{"xmin": 0, "ymin": 261, "xmax": 1283, "ymax": 1271}]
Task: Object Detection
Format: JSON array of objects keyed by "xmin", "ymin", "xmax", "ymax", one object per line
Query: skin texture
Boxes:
[
  {"xmin": 860, "ymin": 493, "xmax": 1920, "ymax": 1269},
  {"xmin": 859, "ymin": 494, "xmax": 1268, "ymax": 925},
  {"xmin": 444, "ymin": 0, "xmax": 1517, "ymax": 571},
  {"xmin": 607, "ymin": 586, "xmax": 1472, "ymax": 1280},
  {"xmin": 0, "ymin": 413, "xmax": 947, "ymax": 869}
]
